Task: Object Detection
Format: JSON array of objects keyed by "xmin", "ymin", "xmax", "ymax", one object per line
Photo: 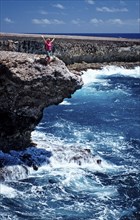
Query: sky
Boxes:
[{"xmin": 0, "ymin": 0, "xmax": 140, "ymax": 34}]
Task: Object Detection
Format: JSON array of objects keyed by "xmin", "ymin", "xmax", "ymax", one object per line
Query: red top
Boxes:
[{"xmin": 45, "ymin": 40, "xmax": 52, "ymax": 51}]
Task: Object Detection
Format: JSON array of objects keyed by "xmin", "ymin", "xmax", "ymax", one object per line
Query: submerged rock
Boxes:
[{"xmin": 0, "ymin": 51, "xmax": 83, "ymax": 152}]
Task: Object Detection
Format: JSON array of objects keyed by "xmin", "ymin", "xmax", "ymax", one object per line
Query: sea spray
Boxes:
[{"xmin": 0, "ymin": 66, "xmax": 140, "ymax": 220}]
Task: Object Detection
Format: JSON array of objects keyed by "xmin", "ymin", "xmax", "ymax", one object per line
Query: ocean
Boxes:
[
  {"xmin": 0, "ymin": 65, "xmax": 140, "ymax": 220},
  {"xmin": 38, "ymin": 33, "xmax": 140, "ymax": 39}
]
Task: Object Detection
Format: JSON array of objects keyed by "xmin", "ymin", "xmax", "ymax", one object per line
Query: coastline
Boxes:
[
  {"xmin": 0, "ymin": 33, "xmax": 140, "ymax": 180},
  {"xmin": 0, "ymin": 32, "xmax": 140, "ymax": 67},
  {"xmin": 67, "ymin": 61, "xmax": 140, "ymax": 72},
  {"xmin": 1, "ymin": 32, "xmax": 139, "ymax": 42}
]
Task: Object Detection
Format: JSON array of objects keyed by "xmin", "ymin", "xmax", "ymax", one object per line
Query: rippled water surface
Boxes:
[{"xmin": 0, "ymin": 66, "xmax": 140, "ymax": 220}]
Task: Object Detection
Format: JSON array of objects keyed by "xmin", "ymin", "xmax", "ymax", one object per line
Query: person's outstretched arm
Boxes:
[
  {"xmin": 51, "ymin": 38, "xmax": 55, "ymax": 43},
  {"xmin": 41, "ymin": 35, "xmax": 46, "ymax": 43}
]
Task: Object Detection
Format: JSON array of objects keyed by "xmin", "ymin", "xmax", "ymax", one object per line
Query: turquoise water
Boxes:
[{"xmin": 0, "ymin": 66, "xmax": 140, "ymax": 220}]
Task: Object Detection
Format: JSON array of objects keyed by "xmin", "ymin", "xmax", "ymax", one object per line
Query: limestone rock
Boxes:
[
  {"xmin": 0, "ymin": 33, "xmax": 139, "ymax": 65},
  {"xmin": 0, "ymin": 51, "xmax": 83, "ymax": 152}
]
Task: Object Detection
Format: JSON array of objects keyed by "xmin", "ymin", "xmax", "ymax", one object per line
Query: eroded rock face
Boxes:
[
  {"xmin": 0, "ymin": 33, "xmax": 139, "ymax": 64},
  {"xmin": 0, "ymin": 51, "xmax": 83, "ymax": 152}
]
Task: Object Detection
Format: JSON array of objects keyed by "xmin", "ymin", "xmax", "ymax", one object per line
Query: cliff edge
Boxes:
[
  {"xmin": 0, "ymin": 33, "xmax": 139, "ymax": 66},
  {"xmin": 0, "ymin": 51, "xmax": 83, "ymax": 152}
]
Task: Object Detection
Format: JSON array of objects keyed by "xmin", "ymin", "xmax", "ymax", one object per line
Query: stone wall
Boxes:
[{"xmin": 0, "ymin": 33, "xmax": 140, "ymax": 65}]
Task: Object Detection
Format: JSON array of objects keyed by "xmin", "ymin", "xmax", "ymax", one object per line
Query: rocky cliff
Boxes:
[
  {"xmin": 0, "ymin": 33, "xmax": 139, "ymax": 152},
  {"xmin": 0, "ymin": 33, "xmax": 140, "ymax": 65},
  {"xmin": 0, "ymin": 51, "xmax": 83, "ymax": 152}
]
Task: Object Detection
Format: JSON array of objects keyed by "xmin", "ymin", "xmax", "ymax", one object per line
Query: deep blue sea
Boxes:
[
  {"xmin": 38, "ymin": 33, "xmax": 140, "ymax": 39},
  {"xmin": 0, "ymin": 65, "xmax": 140, "ymax": 220}
]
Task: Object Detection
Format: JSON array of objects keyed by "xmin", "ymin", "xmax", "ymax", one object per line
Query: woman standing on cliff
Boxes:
[{"xmin": 42, "ymin": 35, "xmax": 55, "ymax": 64}]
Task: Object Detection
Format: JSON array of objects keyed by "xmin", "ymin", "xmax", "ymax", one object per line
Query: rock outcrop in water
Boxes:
[{"xmin": 0, "ymin": 51, "xmax": 83, "ymax": 152}]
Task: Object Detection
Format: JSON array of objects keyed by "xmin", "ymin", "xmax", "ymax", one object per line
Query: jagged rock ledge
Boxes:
[{"xmin": 0, "ymin": 51, "xmax": 83, "ymax": 153}]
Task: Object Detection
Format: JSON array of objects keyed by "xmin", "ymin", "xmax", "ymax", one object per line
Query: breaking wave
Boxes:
[{"xmin": 0, "ymin": 66, "xmax": 140, "ymax": 220}]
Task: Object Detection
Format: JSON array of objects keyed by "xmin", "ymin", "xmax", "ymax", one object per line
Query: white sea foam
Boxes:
[
  {"xmin": 0, "ymin": 184, "xmax": 17, "ymax": 198},
  {"xmin": 0, "ymin": 65, "xmax": 139, "ymax": 220},
  {"xmin": 59, "ymin": 100, "xmax": 71, "ymax": 105},
  {"xmin": 32, "ymin": 125, "xmax": 128, "ymax": 180},
  {"xmin": 31, "ymin": 129, "xmax": 121, "ymax": 176},
  {"xmin": 82, "ymin": 66, "xmax": 140, "ymax": 85}
]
